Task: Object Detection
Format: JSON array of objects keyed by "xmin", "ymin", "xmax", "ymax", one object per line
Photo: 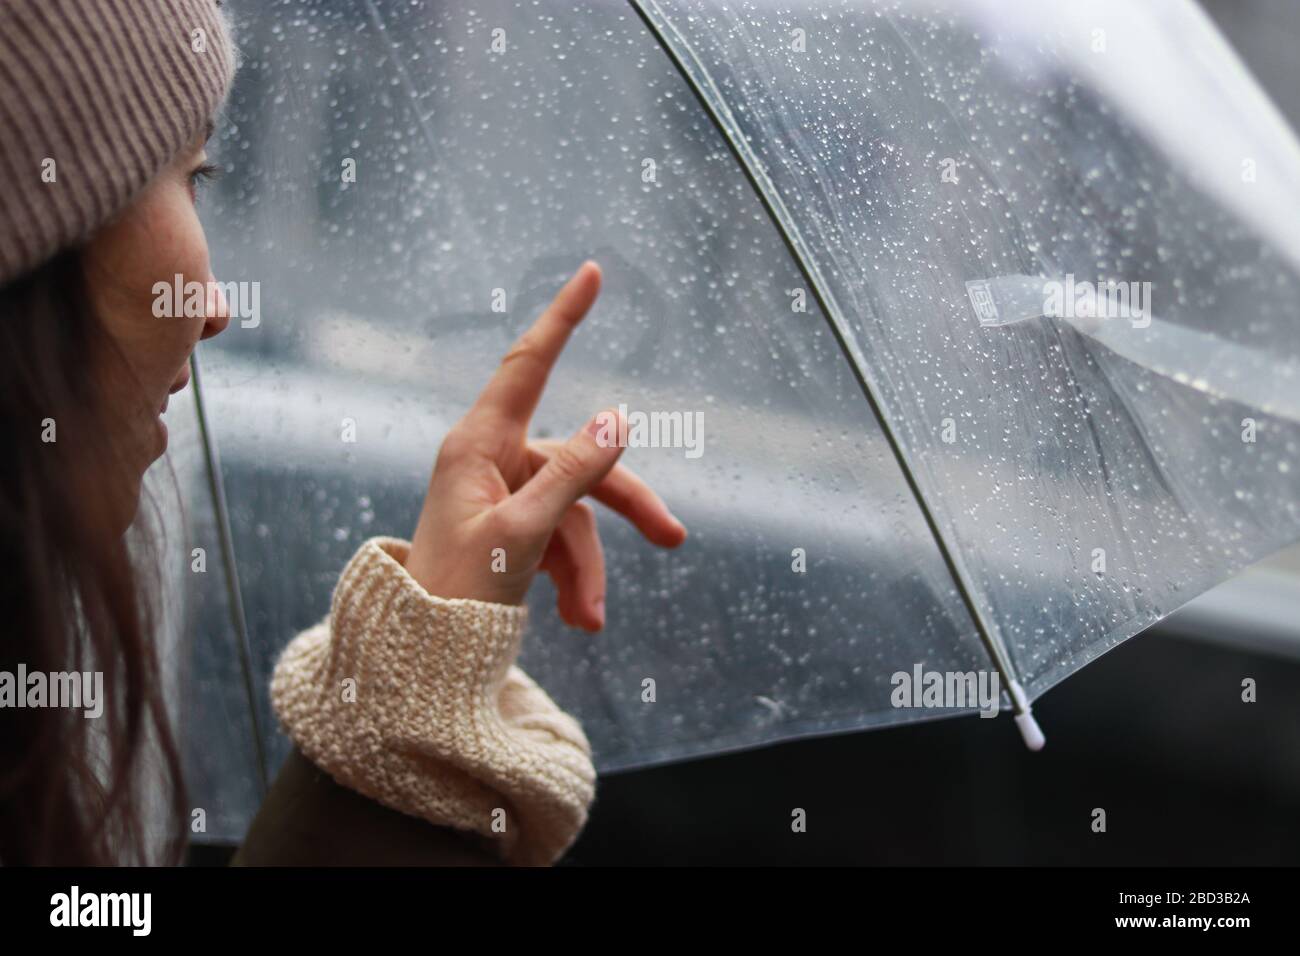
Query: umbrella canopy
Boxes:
[{"xmin": 166, "ymin": 0, "xmax": 1300, "ymax": 839}]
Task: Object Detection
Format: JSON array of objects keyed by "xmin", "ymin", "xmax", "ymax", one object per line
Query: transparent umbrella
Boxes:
[{"xmin": 161, "ymin": 0, "xmax": 1300, "ymax": 841}]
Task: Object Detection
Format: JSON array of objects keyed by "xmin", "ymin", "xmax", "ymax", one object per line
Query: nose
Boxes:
[{"xmin": 201, "ymin": 275, "xmax": 231, "ymax": 340}]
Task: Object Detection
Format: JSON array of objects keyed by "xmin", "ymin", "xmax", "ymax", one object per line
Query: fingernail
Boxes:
[
  {"xmin": 594, "ymin": 598, "xmax": 605, "ymax": 627},
  {"xmin": 587, "ymin": 409, "xmax": 618, "ymax": 445}
]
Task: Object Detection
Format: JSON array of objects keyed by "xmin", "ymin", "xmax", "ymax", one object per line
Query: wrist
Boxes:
[{"xmin": 403, "ymin": 547, "xmax": 530, "ymax": 607}]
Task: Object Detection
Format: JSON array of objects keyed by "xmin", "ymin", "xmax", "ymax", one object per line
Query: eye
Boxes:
[{"xmin": 188, "ymin": 162, "xmax": 223, "ymax": 201}]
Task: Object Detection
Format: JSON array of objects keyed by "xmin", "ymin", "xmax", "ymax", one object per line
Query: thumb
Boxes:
[{"xmin": 508, "ymin": 408, "xmax": 626, "ymax": 535}]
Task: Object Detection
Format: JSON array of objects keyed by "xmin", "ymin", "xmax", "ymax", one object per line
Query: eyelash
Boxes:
[{"xmin": 189, "ymin": 162, "xmax": 223, "ymax": 198}]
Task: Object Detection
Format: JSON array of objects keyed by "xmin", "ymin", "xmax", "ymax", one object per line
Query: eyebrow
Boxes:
[{"xmin": 204, "ymin": 120, "xmax": 215, "ymax": 144}]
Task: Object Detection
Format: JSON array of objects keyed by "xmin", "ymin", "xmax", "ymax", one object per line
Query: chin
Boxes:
[
  {"xmin": 107, "ymin": 480, "xmax": 145, "ymax": 538},
  {"xmin": 113, "ymin": 429, "xmax": 161, "ymax": 535},
  {"xmin": 154, "ymin": 413, "xmax": 169, "ymax": 457}
]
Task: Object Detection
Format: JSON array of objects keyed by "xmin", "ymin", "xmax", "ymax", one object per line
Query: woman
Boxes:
[{"xmin": 0, "ymin": 0, "xmax": 685, "ymax": 866}]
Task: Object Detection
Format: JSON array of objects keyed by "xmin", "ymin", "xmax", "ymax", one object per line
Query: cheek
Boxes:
[{"xmin": 86, "ymin": 184, "xmax": 215, "ymax": 365}]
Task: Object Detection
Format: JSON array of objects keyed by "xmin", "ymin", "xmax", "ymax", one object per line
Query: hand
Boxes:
[{"xmin": 403, "ymin": 261, "xmax": 687, "ymax": 631}]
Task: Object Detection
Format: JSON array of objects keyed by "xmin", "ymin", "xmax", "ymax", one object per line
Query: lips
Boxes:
[{"xmin": 161, "ymin": 365, "xmax": 192, "ymax": 414}]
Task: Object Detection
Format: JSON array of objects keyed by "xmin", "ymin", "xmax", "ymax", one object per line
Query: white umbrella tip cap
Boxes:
[{"xmin": 1015, "ymin": 711, "xmax": 1046, "ymax": 751}]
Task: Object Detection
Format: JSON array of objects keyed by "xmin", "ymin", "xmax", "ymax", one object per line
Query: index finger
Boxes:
[{"xmin": 470, "ymin": 261, "xmax": 602, "ymax": 428}]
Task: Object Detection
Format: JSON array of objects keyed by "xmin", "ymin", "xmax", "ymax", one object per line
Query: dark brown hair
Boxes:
[{"xmin": 0, "ymin": 249, "xmax": 187, "ymax": 865}]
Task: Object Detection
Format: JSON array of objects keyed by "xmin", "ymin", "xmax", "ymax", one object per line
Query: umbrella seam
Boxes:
[
  {"xmin": 190, "ymin": 349, "xmax": 272, "ymax": 796},
  {"xmin": 627, "ymin": 0, "xmax": 1026, "ymax": 709}
]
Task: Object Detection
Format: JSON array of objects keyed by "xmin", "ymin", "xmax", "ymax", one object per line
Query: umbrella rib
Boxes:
[
  {"xmin": 190, "ymin": 349, "xmax": 272, "ymax": 795},
  {"xmin": 628, "ymin": 0, "xmax": 1041, "ymax": 743}
]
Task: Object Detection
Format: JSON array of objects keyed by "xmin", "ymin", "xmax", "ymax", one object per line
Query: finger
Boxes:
[
  {"xmin": 540, "ymin": 533, "xmax": 581, "ymax": 628},
  {"xmin": 528, "ymin": 443, "xmax": 686, "ymax": 548},
  {"xmin": 549, "ymin": 504, "xmax": 606, "ymax": 631},
  {"xmin": 470, "ymin": 261, "xmax": 601, "ymax": 429},
  {"xmin": 504, "ymin": 407, "xmax": 625, "ymax": 535}
]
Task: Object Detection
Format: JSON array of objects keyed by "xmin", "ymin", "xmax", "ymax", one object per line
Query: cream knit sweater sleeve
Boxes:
[{"xmin": 269, "ymin": 536, "xmax": 596, "ymax": 866}]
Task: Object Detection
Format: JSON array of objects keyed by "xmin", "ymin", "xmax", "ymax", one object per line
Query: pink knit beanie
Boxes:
[{"xmin": 0, "ymin": 0, "xmax": 238, "ymax": 286}]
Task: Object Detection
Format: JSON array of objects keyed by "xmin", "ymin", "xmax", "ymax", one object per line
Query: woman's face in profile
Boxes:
[{"xmin": 81, "ymin": 130, "xmax": 230, "ymax": 511}]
